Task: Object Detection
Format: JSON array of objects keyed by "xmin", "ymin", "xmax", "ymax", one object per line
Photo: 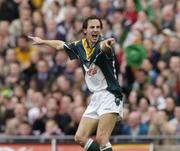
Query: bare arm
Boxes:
[
  {"xmin": 100, "ymin": 38, "xmax": 116, "ymax": 52},
  {"xmin": 28, "ymin": 36, "xmax": 65, "ymax": 50}
]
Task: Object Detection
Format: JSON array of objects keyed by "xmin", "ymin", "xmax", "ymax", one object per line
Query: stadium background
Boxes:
[{"xmin": 0, "ymin": 0, "xmax": 179, "ymax": 150}]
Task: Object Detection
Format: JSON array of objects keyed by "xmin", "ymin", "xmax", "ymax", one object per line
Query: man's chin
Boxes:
[{"xmin": 92, "ymin": 38, "xmax": 99, "ymax": 43}]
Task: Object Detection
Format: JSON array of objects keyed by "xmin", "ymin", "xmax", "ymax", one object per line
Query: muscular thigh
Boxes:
[
  {"xmin": 96, "ymin": 113, "xmax": 117, "ymax": 145},
  {"xmin": 76, "ymin": 117, "xmax": 99, "ymax": 138}
]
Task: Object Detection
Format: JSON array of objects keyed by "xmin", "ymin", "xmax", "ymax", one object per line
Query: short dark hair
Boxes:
[{"xmin": 82, "ymin": 16, "xmax": 103, "ymax": 30}]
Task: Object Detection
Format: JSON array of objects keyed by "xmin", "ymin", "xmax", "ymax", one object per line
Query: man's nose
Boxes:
[{"xmin": 94, "ymin": 27, "xmax": 99, "ymax": 31}]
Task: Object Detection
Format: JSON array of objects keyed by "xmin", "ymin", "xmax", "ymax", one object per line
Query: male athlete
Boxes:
[{"xmin": 29, "ymin": 16, "xmax": 123, "ymax": 151}]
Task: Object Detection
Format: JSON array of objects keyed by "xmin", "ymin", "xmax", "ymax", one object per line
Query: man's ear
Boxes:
[{"xmin": 83, "ymin": 29, "xmax": 87, "ymax": 35}]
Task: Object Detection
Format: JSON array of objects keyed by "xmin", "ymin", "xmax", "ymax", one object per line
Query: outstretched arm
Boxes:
[
  {"xmin": 28, "ymin": 36, "xmax": 65, "ymax": 50},
  {"xmin": 100, "ymin": 38, "xmax": 116, "ymax": 52}
]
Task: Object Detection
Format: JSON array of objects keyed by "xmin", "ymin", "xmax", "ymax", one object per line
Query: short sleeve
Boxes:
[{"xmin": 64, "ymin": 42, "xmax": 79, "ymax": 60}]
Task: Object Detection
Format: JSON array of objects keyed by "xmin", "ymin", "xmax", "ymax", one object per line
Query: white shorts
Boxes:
[{"xmin": 83, "ymin": 90, "xmax": 123, "ymax": 120}]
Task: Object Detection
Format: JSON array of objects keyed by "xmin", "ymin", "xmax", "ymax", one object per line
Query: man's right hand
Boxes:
[
  {"xmin": 28, "ymin": 36, "xmax": 44, "ymax": 45},
  {"xmin": 28, "ymin": 36, "xmax": 64, "ymax": 50}
]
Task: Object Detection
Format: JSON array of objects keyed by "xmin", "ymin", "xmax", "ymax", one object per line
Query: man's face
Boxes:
[
  {"xmin": 17, "ymin": 38, "xmax": 28, "ymax": 50},
  {"xmin": 85, "ymin": 19, "xmax": 102, "ymax": 45}
]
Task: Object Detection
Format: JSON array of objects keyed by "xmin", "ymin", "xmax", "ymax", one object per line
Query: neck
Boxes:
[
  {"xmin": 86, "ymin": 39, "xmax": 92, "ymax": 48},
  {"xmin": 86, "ymin": 39, "xmax": 96, "ymax": 49}
]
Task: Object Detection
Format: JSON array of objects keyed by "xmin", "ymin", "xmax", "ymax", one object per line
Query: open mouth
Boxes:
[{"xmin": 92, "ymin": 34, "xmax": 98, "ymax": 39}]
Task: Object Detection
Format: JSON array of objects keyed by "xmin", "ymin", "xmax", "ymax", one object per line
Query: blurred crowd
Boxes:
[{"xmin": 0, "ymin": 0, "xmax": 179, "ymax": 145}]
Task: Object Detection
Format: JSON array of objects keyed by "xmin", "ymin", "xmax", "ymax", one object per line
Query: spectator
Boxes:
[
  {"xmin": 151, "ymin": 0, "xmax": 162, "ymax": 26},
  {"xmin": 169, "ymin": 106, "xmax": 180, "ymax": 142},
  {"xmin": 165, "ymin": 97, "xmax": 176, "ymax": 120},
  {"xmin": 148, "ymin": 110, "xmax": 176, "ymax": 144},
  {"xmin": 142, "ymin": 38, "xmax": 160, "ymax": 68},
  {"xmin": 32, "ymin": 10, "xmax": 45, "ymax": 28},
  {"xmin": 5, "ymin": 62, "xmax": 24, "ymax": 87},
  {"xmin": 15, "ymin": 35, "xmax": 36, "ymax": 69},
  {"xmin": 121, "ymin": 106, "xmax": 130, "ymax": 125},
  {"xmin": 42, "ymin": 0, "xmax": 65, "ymax": 24},
  {"xmin": 64, "ymin": 106, "xmax": 85, "ymax": 135},
  {"xmin": 0, "ymin": 0, "xmax": 19, "ymax": 22},
  {"xmin": 138, "ymin": 97, "xmax": 151, "ymax": 124},
  {"xmin": 18, "ymin": 121, "xmax": 32, "ymax": 135},
  {"xmin": 50, "ymin": 50, "xmax": 68, "ymax": 77},
  {"xmin": 45, "ymin": 18, "xmax": 57, "ymax": 40},
  {"xmin": 74, "ymin": 67, "xmax": 89, "ymax": 96},
  {"xmin": 64, "ymin": 59, "xmax": 79, "ymax": 82},
  {"xmin": 22, "ymin": 51, "xmax": 40, "ymax": 89},
  {"xmin": 0, "ymin": 20, "xmax": 15, "ymax": 53},
  {"xmin": 127, "ymin": 90, "xmax": 139, "ymax": 111},
  {"xmin": 5, "ymin": 48, "xmax": 18, "ymax": 64},
  {"xmin": 13, "ymin": 103, "xmax": 27, "ymax": 123},
  {"xmin": 32, "ymin": 60, "xmax": 54, "ymax": 92},
  {"xmin": 161, "ymin": 36, "xmax": 180, "ymax": 62},
  {"xmin": 151, "ymin": 87, "xmax": 166, "ymax": 110},
  {"xmin": 148, "ymin": 105, "xmax": 157, "ymax": 122},
  {"xmin": 43, "ymin": 119, "xmax": 61, "ymax": 137},
  {"xmin": 56, "ymin": 75, "xmax": 72, "ymax": 95},
  {"xmin": 133, "ymin": 11, "xmax": 150, "ymax": 32},
  {"xmin": 0, "ymin": 48, "xmax": 17, "ymax": 77},
  {"xmin": 56, "ymin": 6, "xmax": 76, "ymax": 41},
  {"xmin": 132, "ymin": 69, "xmax": 150, "ymax": 96},
  {"xmin": 101, "ymin": 19, "xmax": 113, "ymax": 39},
  {"xmin": 123, "ymin": 0, "xmax": 138, "ymax": 24},
  {"xmin": 60, "ymin": 95, "xmax": 72, "ymax": 113},
  {"xmin": 4, "ymin": 118, "xmax": 19, "ymax": 135},
  {"xmin": 34, "ymin": 26, "xmax": 46, "ymax": 39},
  {"xmin": 167, "ymin": 56, "xmax": 180, "ymax": 102},
  {"xmin": 21, "ymin": 19, "xmax": 33, "ymax": 36},
  {"xmin": 32, "ymin": 97, "xmax": 67, "ymax": 134},
  {"xmin": 9, "ymin": 6, "xmax": 32, "ymax": 36},
  {"xmin": 0, "ymin": 0, "xmax": 179, "ymax": 145},
  {"xmin": 122, "ymin": 111, "xmax": 149, "ymax": 137},
  {"xmin": 161, "ymin": 4, "xmax": 175, "ymax": 30}
]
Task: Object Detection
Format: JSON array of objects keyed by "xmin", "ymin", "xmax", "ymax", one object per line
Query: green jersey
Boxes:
[{"xmin": 64, "ymin": 38, "xmax": 123, "ymax": 99}]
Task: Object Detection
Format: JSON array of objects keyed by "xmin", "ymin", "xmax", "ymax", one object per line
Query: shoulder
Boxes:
[
  {"xmin": 68, "ymin": 39, "xmax": 82, "ymax": 45},
  {"xmin": 64, "ymin": 39, "xmax": 82, "ymax": 48},
  {"xmin": 139, "ymin": 123, "xmax": 149, "ymax": 131}
]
